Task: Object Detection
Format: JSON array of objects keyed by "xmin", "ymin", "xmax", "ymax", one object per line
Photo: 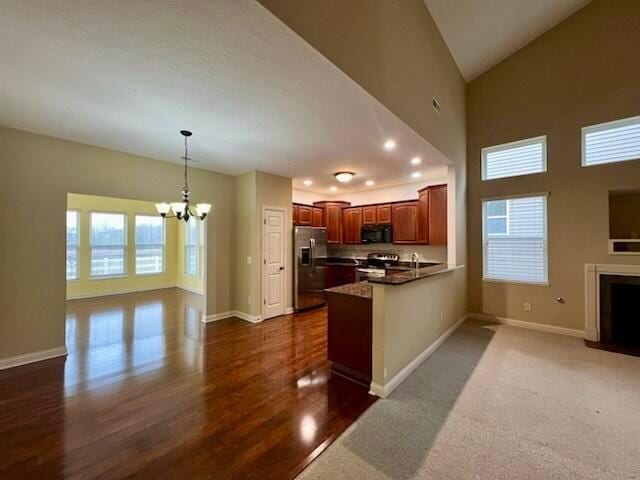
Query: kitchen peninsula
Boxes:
[{"xmin": 326, "ymin": 263, "xmax": 459, "ymax": 393}]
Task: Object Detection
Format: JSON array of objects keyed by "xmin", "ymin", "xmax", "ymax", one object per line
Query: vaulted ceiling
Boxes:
[{"xmin": 424, "ymin": 0, "xmax": 592, "ymax": 81}]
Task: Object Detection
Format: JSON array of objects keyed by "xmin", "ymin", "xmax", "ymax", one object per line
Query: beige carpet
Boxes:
[{"xmin": 298, "ymin": 320, "xmax": 640, "ymax": 480}]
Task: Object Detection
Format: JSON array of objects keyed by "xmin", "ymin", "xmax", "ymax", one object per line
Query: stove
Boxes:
[{"xmin": 355, "ymin": 253, "xmax": 400, "ymax": 281}]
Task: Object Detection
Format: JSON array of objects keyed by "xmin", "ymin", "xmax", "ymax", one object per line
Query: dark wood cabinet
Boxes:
[
  {"xmin": 377, "ymin": 204, "xmax": 392, "ymax": 224},
  {"xmin": 428, "ymin": 184, "xmax": 447, "ymax": 245},
  {"xmin": 417, "ymin": 189, "xmax": 429, "ymax": 244},
  {"xmin": 362, "ymin": 206, "xmax": 376, "ymax": 224},
  {"xmin": 342, "ymin": 207, "xmax": 363, "ymax": 244},
  {"xmin": 392, "ymin": 201, "xmax": 419, "ymax": 244},
  {"xmin": 292, "ymin": 204, "xmax": 298, "ymax": 225},
  {"xmin": 328, "ymin": 292, "xmax": 372, "ymax": 387},
  {"xmin": 312, "ymin": 207, "xmax": 324, "ymax": 227},
  {"xmin": 326, "ymin": 265, "xmax": 356, "ymax": 288},
  {"xmin": 297, "ymin": 205, "xmax": 312, "ymax": 226},
  {"xmin": 314, "ymin": 201, "xmax": 350, "ymax": 244}
]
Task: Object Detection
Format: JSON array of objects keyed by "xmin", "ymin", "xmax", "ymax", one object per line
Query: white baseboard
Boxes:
[
  {"xmin": 0, "ymin": 346, "xmax": 68, "ymax": 371},
  {"xmin": 370, "ymin": 313, "xmax": 468, "ymax": 398},
  {"xmin": 285, "ymin": 307, "xmax": 294, "ymax": 315},
  {"xmin": 202, "ymin": 310, "xmax": 262, "ymax": 323},
  {"xmin": 67, "ymin": 284, "xmax": 177, "ymax": 300},
  {"xmin": 467, "ymin": 313, "xmax": 585, "ymax": 338}
]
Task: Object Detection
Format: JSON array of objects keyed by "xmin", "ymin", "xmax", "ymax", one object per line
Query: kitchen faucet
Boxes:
[{"xmin": 411, "ymin": 252, "xmax": 420, "ymax": 270}]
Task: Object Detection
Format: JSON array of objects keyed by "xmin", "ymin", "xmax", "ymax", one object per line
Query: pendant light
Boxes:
[{"xmin": 155, "ymin": 130, "xmax": 211, "ymax": 222}]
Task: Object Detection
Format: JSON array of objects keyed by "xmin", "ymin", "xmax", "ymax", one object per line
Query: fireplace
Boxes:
[{"xmin": 599, "ymin": 275, "xmax": 640, "ymax": 346}]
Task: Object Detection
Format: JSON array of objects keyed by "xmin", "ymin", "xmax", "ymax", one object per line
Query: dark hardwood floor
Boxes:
[{"xmin": 0, "ymin": 288, "xmax": 376, "ymax": 479}]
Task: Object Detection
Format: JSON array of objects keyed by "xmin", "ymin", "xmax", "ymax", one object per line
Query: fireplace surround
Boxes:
[{"xmin": 585, "ymin": 264, "xmax": 640, "ymax": 344}]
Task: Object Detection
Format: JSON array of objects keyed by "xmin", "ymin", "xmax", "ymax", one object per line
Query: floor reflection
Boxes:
[{"xmin": 64, "ymin": 288, "xmax": 204, "ymax": 395}]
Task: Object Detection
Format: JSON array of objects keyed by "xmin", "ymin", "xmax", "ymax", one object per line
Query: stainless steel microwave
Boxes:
[{"xmin": 361, "ymin": 224, "xmax": 392, "ymax": 244}]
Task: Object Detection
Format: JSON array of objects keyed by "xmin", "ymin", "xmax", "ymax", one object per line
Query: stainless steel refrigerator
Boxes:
[{"xmin": 294, "ymin": 226, "xmax": 327, "ymax": 311}]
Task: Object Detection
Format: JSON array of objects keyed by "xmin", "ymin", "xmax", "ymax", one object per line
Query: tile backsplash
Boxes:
[{"xmin": 328, "ymin": 244, "xmax": 446, "ymax": 263}]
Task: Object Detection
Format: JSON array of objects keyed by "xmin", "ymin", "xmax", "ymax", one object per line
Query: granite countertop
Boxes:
[
  {"xmin": 369, "ymin": 263, "xmax": 454, "ymax": 285},
  {"xmin": 326, "ymin": 281, "xmax": 372, "ymax": 299}
]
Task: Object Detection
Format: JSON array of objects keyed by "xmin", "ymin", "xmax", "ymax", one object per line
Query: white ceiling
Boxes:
[
  {"xmin": 0, "ymin": 0, "xmax": 450, "ymax": 194},
  {"xmin": 424, "ymin": 0, "xmax": 592, "ymax": 81}
]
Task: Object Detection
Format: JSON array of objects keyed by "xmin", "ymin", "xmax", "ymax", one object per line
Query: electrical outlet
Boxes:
[
  {"xmin": 524, "ymin": 302, "xmax": 532, "ymax": 312},
  {"xmin": 248, "ymin": 296, "xmax": 252, "ymax": 305},
  {"xmin": 246, "ymin": 256, "xmax": 252, "ymax": 265},
  {"xmin": 384, "ymin": 368, "xmax": 388, "ymax": 379},
  {"xmin": 440, "ymin": 312, "xmax": 444, "ymax": 324}
]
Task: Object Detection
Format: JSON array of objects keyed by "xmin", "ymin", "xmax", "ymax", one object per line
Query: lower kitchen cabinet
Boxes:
[
  {"xmin": 328, "ymin": 292, "xmax": 372, "ymax": 387},
  {"xmin": 326, "ymin": 265, "xmax": 356, "ymax": 288}
]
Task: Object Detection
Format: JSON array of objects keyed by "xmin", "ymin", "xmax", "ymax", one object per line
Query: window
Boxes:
[
  {"xmin": 135, "ymin": 215, "xmax": 164, "ymax": 275},
  {"xmin": 66, "ymin": 210, "xmax": 79, "ymax": 280},
  {"xmin": 90, "ymin": 212, "xmax": 126, "ymax": 277},
  {"xmin": 482, "ymin": 136, "xmax": 547, "ymax": 180},
  {"xmin": 582, "ymin": 115, "xmax": 640, "ymax": 167},
  {"xmin": 483, "ymin": 195, "xmax": 548, "ymax": 284},
  {"xmin": 185, "ymin": 220, "xmax": 198, "ymax": 276}
]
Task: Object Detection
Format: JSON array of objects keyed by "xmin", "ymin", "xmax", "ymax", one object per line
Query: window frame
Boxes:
[
  {"xmin": 581, "ymin": 115, "xmax": 640, "ymax": 167},
  {"xmin": 134, "ymin": 214, "xmax": 166, "ymax": 276},
  {"xmin": 482, "ymin": 192, "xmax": 549, "ymax": 286},
  {"xmin": 485, "ymin": 200, "xmax": 510, "ymax": 237},
  {"xmin": 481, "ymin": 135, "xmax": 547, "ymax": 181},
  {"xmin": 89, "ymin": 210, "xmax": 128, "ymax": 279},
  {"xmin": 184, "ymin": 220, "xmax": 199, "ymax": 277},
  {"xmin": 66, "ymin": 209, "xmax": 80, "ymax": 281}
]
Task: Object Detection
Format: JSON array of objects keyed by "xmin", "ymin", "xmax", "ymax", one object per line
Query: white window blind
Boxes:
[
  {"xmin": 185, "ymin": 221, "xmax": 198, "ymax": 276},
  {"xmin": 582, "ymin": 115, "xmax": 640, "ymax": 166},
  {"xmin": 483, "ymin": 195, "xmax": 548, "ymax": 284},
  {"xmin": 135, "ymin": 215, "xmax": 164, "ymax": 275},
  {"xmin": 91, "ymin": 212, "xmax": 127, "ymax": 277},
  {"xmin": 482, "ymin": 136, "xmax": 547, "ymax": 180},
  {"xmin": 66, "ymin": 210, "xmax": 79, "ymax": 280}
]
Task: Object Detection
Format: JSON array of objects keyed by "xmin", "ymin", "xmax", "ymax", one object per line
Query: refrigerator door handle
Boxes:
[{"xmin": 310, "ymin": 238, "xmax": 316, "ymax": 270}]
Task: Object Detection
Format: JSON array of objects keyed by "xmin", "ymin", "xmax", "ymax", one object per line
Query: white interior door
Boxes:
[{"xmin": 262, "ymin": 208, "xmax": 285, "ymax": 320}]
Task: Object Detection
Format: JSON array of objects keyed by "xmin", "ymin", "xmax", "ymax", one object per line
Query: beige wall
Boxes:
[
  {"xmin": 0, "ymin": 128, "xmax": 235, "ymax": 359},
  {"xmin": 258, "ymin": 0, "xmax": 467, "ymax": 267},
  {"xmin": 66, "ymin": 193, "xmax": 179, "ymax": 299},
  {"xmin": 467, "ymin": 0, "xmax": 640, "ymax": 330},
  {"xmin": 234, "ymin": 170, "xmax": 293, "ymax": 317},
  {"xmin": 371, "ymin": 268, "xmax": 466, "ymax": 395}
]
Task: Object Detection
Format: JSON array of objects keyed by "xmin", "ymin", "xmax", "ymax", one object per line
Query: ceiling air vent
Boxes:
[
  {"xmin": 431, "ymin": 97, "xmax": 442, "ymax": 115},
  {"xmin": 432, "ymin": 97, "xmax": 442, "ymax": 115}
]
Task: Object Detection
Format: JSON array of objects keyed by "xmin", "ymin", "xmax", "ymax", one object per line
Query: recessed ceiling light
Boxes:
[
  {"xmin": 411, "ymin": 157, "xmax": 422, "ymax": 165},
  {"xmin": 383, "ymin": 139, "xmax": 396, "ymax": 151},
  {"xmin": 329, "ymin": 186, "xmax": 338, "ymax": 192},
  {"xmin": 365, "ymin": 180, "xmax": 375, "ymax": 187},
  {"xmin": 411, "ymin": 172, "xmax": 422, "ymax": 179},
  {"xmin": 334, "ymin": 172, "xmax": 355, "ymax": 183},
  {"xmin": 303, "ymin": 179, "xmax": 313, "ymax": 186}
]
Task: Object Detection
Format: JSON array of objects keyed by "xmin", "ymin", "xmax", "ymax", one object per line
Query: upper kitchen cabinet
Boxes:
[
  {"xmin": 296, "ymin": 204, "xmax": 313, "ymax": 226},
  {"xmin": 392, "ymin": 201, "xmax": 419, "ymax": 244},
  {"xmin": 312, "ymin": 207, "xmax": 324, "ymax": 227},
  {"xmin": 362, "ymin": 206, "xmax": 376, "ymax": 224},
  {"xmin": 314, "ymin": 201, "xmax": 350, "ymax": 244},
  {"xmin": 428, "ymin": 184, "xmax": 447, "ymax": 245},
  {"xmin": 417, "ymin": 189, "xmax": 429, "ymax": 244},
  {"xmin": 376, "ymin": 204, "xmax": 392, "ymax": 224},
  {"xmin": 343, "ymin": 207, "xmax": 363, "ymax": 244},
  {"xmin": 292, "ymin": 204, "xmax": 299, "ymax": 225}
]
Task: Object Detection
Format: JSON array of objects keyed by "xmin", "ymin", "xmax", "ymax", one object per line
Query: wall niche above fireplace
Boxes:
[{"xmin": 609, "ymin": 189, "xmax": 640, "ymax": 255}]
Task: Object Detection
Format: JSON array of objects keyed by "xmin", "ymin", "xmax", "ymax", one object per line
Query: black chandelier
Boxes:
[{"xmin": 155, "ymin": 130, "xmax": 211, "ymax": 222}]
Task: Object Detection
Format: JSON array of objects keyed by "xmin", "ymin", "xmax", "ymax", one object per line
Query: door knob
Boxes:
[{"xmin": 279, "ymin": 266, "xmax": 284, "ymax": 271}]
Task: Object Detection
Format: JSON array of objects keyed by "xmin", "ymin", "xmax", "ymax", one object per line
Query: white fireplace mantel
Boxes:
[{"xmin": 584, "ymin": 263, "xmax": 640, "ymax": 341}]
